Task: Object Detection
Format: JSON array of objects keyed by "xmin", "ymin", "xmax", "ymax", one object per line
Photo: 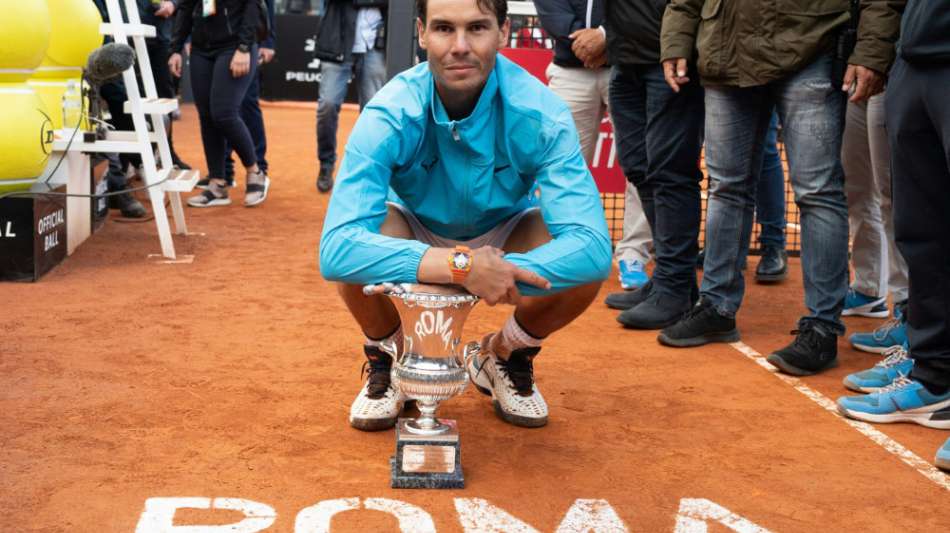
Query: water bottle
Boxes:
[{"xmin": 62, "ymin": 80, "xmax": 83, "ymax": 131}]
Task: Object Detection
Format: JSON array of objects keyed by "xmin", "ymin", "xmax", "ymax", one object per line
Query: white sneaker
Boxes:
[
  {"xmin": 349, "ymin": 347, "xmax": 406, "ymax": 431},
  {"xmin": 466, "ymin": 339, "xmax": 548, "ymax": 427}
]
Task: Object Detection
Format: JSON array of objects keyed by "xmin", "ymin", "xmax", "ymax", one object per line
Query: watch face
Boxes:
[{"xmin": 453, "ymin": 253, "xmax": 470, "ymax": 270}]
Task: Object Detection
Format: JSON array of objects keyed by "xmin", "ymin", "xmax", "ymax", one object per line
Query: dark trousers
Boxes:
[
  {"xmin": 226, "ymin": 71, "xmax": 269, "ymax": 177},
  {"xmin": 886, "ymin": 57, "xmax": 950, "ymax": 388},
  {"xmin": 190, "ymin": 46, "xmax": 258, "ymax": 179},
  {"xmin": 608, "ymin": 63, "xmax": 705, "ymax": 299}
]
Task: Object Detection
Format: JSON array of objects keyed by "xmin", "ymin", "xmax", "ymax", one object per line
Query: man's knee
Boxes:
[
  {"xmin": 380, "ymin": 205, "xmax": 414, "ymax": 239},
  {"xmin": 504, "ymin": 210, "xmax": 552, "ymax": 253}
]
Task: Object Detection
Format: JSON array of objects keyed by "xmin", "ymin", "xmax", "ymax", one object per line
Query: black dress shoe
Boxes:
[
  {"xmin": 605, "ymin": 280, "xmax": 653, "ymax": 310},
  {"xmin": 617, "ymin": 292, "xmax": 692, "ymax": 330},
  {"xmin": 317, "ymin": 165, "xmax": 334, "ymax": 193},
  {"xmin": 109, "ymin": 190, "xmax": 147, "ymax": 218},
  {"xmin": 755, "ymin": 245, "xmax": 788, "ymax": 283}
]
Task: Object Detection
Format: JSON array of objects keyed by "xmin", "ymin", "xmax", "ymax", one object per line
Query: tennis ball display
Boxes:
[
  {"xmin": 0, "ymin": 85, "xmax": 54, "ymax": 190},
  {"xmin": 35, "ymin": 0, "xmax": 103, "ymax": 78},
  {"xmin": 0, "ymin": 0, "xmax": 52, "ymax": 83}
]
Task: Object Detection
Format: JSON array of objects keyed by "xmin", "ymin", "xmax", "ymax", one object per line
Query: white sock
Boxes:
[
  {"xmin": 365, "ymin": 326, "xmax": 403, "ymax": 358},
  {"xmin": 491, "ymin": 316, "xmax": 543, "ymax": 359}
]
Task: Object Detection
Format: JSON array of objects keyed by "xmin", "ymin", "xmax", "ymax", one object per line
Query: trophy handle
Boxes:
[{"xmin": 461, "ymin": 341, "xmax": 480, "ymax": 367}]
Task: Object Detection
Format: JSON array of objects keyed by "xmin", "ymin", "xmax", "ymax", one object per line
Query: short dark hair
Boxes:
[{"xmin": 416, "ymin": 0, "xmax": 508, "ymax": 27}]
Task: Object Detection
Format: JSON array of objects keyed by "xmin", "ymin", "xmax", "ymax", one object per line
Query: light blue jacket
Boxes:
[{"xmin": 319, "ymin": 55, "xmax": 611, "ymax": 295}]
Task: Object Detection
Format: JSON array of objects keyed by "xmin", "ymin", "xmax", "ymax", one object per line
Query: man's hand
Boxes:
[
  {"xmin": 463, "ymin": 246, "xmax": 551, "ymax": 306},
  {"xmin": 259, "ymin": 47, "xmax": 276, "ymax": 64},
  {"xmin": 842, "ymin": 64, "xmax": 885, "ymax": 102},
  {"xmin": 584, "ymin": 50, "xmax": 607, "ymax": 69},
  {"xmin": 168, "ymin": 53, "xmax": 183, "ymax": 78},
  {"xmin": 155, "ymin": 0, "xmax": 176, "ymax": 18},
  {"xmin": 662, "ymin": 58, "xmax": 691, "ymax": 92},
  {"xmin": 569, "ymin": 28, "xmax": 606, "ymax": 65},
  {"xmin": 230, "ymin": 50, "xmax": 251, "ymax": 77}
]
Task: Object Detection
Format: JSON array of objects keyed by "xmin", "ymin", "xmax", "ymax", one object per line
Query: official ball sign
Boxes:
[{"xmin": 0, "ymin": 184, "xmax": 68, "ymax": 281}]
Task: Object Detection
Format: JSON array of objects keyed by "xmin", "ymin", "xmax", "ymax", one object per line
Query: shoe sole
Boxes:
[
  {"xmin": 842, "ymin": 308, "xmax": 890, "ymax": 318},
  {"xmin": 469, "ymin": 359, "xmax": 548, "ymax": 428},
  {"xmin": 657, "ymin": 329, "xmax": 740, "ymax": 348},
  {"xmin": 244, "ymin": 177, "xmax": 270, "ymax": 207},
  {"xmin": 836, "ymin": 402, "xmax": 950, "ymax": 430},
  {"xmin": 187, "ymin": 197, "xmax": 231, "ymax": 208},
  {"xmin": 605, "ymin": 299, "xmax": 637, "ymax": 311},
  {"xmin": 851, "ymin": 342, "xmax": 901, "ymax": 355},
  {"xmin": 755, "ymin": 271, "xmax": 788, "ymax": 283},
  {"xmin": 617, "ymin": 313, "xmax": 683, "ymax": 330},
  {"xmin": 349, "ymin": 415, "xmax": 399, "ymax": 432},
  {"xmin": 766, "ymin": 353, "xmax": 839, "ymax": 376}
]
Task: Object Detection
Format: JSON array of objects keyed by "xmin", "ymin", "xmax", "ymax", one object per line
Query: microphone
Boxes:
[{"xmin": 84, "ymin": 43, "xmax": 136, "ymax": 86}]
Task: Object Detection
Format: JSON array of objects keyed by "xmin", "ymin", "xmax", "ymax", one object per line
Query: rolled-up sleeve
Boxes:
[{"xmin": 505, "ymin": 107, "xmax": 612, "ymax": 295}]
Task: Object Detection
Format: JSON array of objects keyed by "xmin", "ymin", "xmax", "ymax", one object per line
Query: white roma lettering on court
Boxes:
[
  {"xmin": 134, "ymin": 497, "xmax": 276, "ymax": 533},
  {"xmin": 294, "ymin": 497, "xmax": 436, "ymax": 533},
  {"xmin": 673, "ymin": 498, "xmax": 772, "ymax": 533},
  {"xmin": 454, "ymin": 498, "xmax": 629, "ymax": 532}
]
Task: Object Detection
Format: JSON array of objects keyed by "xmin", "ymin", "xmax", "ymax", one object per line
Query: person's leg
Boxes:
[
  {"xmin": 187, "ymin": 52, "xmax": 227, "ymax": 180},
  {"xmin": 766, "ymin": 53, "xmax": 849, "ymax": 376},
  {"xmin": 316, "ymin": 57, "xmax": 354, "ymax": 191},
  {"xmin": 603, "ymin": 65, "xmax": 656, "ymax": 308},
  {"xmin": 756, "ymin": 112, "xmax": 787, "ymax": 249},
  {"xmin": 469, "ymin": 210, "xmax": 602, "ymax": 428},
  {"xmin": 842, "ymin": 98, "xmax": 888, "ymax": 313},
  {"xmin": 240, "ymin": 71, "xmax": 269, "ymax": 174},
  {"xmin": 357, "ymin": 48, "xmax": 387, "ymax": 110},
  {"xmin": 208, "ymin": 47, "xmax": 258, "ymax": 170},
  {"xmin": 888, "ymin": 59, "xmax": 950, "ymax": 391},
  {"xmin": 867, "ymin": 92, "xmax": 908, "ymax": 305},
  {"xmin": 545, "ymin": 64, "xmax": 605, "ymax": 164}
]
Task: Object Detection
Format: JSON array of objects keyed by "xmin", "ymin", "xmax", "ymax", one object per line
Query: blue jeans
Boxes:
[
  {"xmin": 702, "ymin": 53, "xmax": 849, "ymax": 333},
  {"xmin": 316, "ymin": 49, "xmax": 386, "ymax": 167},
  {"xmin": 608, "ymin": 63, "xmax": 705, "ymax": 300},
  {"xmin": 757, "ymin": 113, "xmax": 786, "ymax": 248}
]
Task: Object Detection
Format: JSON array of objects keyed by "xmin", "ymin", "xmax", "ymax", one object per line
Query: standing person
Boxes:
[
  {"xmin": 319, "ymin": 0, "xmax": 611, "ymax": 431},
  {"xmin": 837, "ymin": 0, "xmax": 950, "ymax": 472},
  {"xmin": 199, "ymin": 0, "xmax": 277, "ymax": 190},
  {"xmin": 314, "ymin": 0, "xmax": 388, "ymax": 193},
  {"xmin": 658, "ymin": 0, "xmax": 903, "ymax": 377},
  {"xmin": 169, "ymin": 0, "xmax": 270, "ymax": 207},
  {"xmin": 535, "ymin": 0, "xmax": 653, "ymax": 292},
  {"xmin": 148, "ymin": 0, "xmax": 192, "ymax": 171},
  {"xmin": 600, "ymin": 0, "xmax": 705, "ymax": 330},
  {"xmin": 841, "ymin": 92, "xmax": 909, "ymax": 318},
  {"xmin": 753, "ymin": 113, "xmax": 789, "ymax": 283}
]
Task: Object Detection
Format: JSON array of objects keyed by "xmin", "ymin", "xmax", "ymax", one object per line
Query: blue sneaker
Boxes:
[
  {"xmin": 837, "ymin": 376, "xmax": 950, "ymax": 429},
  {"xmin": 842, "ymin": 287, "xmax": 888, "ymax": 318},
  {"xmin": 849, "ymin": 317, "xmax": 907, "ymax": 354},
  {"xmin": 843, "ymin": 344, "xmax": 912, "ymax": 393},
  {"xmin": 936, "ymin": 437, "xmax": 950, "ymax": 471},
  {"xmin": 618, "ymin": 259, "xmax": 649, "ymax": 290}
]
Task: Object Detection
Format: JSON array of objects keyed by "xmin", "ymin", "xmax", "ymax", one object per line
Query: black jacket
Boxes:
[
  {"xmin": 605, "ymin": 0, "xmax": 666, "ymax": 66},
  {"xmin": 170, "ymin": 0, "xmax": 260, "ymax": 54},
  {"xmin": 535, "ymin": 0, "xmax": 606, "ymax": 68},
  {"xmin": 899, "ymin": 0, "xmax": 950, "ymax": 64},
  {"xmin": 315, "ymin": 0, "xmax": 387, "ymax": 64}
]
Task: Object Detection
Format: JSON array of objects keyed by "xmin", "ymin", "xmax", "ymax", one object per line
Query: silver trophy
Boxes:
[{"xmin": 367, "ymin": 283, "xmax": 479, "ymax": 489}]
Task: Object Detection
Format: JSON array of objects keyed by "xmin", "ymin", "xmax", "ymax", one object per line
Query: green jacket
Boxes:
[{"xmin": 660, "ymin": 0, "xmax": 905, "ymax": 87}]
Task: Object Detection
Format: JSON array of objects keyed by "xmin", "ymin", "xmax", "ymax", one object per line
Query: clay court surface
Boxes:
[{"xmin": 2, "ymin": 104, "xmax": 948, "ymax": 532}]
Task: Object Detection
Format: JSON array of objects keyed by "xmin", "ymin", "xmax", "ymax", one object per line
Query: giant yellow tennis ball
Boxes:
[
  {"xmin": 0, "ymin": 0, "xmax": 52, "ymax": 83},
  {"xmin": 0, "ymin": 84, "xmax": 54, "ymax": 190},
  {"xmin": 35, "ymin": 0, "xmax": 103, "ymax": 78}
]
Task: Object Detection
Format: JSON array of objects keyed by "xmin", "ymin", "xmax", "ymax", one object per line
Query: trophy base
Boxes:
[{"xmin": 390, "ymin": 418, "xmax": 464, "ymax": 489}]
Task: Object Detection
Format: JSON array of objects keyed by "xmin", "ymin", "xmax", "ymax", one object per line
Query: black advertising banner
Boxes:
[{"xmin": 260, "ymin": 14, "xmax": 358, "ymax": 103}]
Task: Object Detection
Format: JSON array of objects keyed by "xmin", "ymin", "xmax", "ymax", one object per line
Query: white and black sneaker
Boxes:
[
  {"xmin": 187, "ymin": 178, "xmax": 231, "ymax": 207},
  {"xmin": 349, "ymin": 346, "xmax": 407, "ymax": 431},
  {"xmin": 244, "ymin": 171, "xmax": 270, "ymax": 207},
  {"xmin": 467, "ymin": 339, "xmax": 548, "ymax": 428}
]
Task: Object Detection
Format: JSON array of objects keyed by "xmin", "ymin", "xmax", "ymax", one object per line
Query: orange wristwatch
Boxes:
[{"xmin": 448, "ymin": 245, "xmax": 473, "ymax": 284}]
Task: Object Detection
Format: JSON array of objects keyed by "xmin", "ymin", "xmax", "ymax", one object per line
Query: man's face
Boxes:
[{"xmin": 418, "ymin": 0, "xmax": 510, "ymax": 99}]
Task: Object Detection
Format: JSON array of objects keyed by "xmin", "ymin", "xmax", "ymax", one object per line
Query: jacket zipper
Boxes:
[
  {"xmin": 225, "ymin": 7, "xmax": 233, "ymax": 35},
  {"xmin": 451, "ymin": 124, "xmax": 460, "ymax": 141}
]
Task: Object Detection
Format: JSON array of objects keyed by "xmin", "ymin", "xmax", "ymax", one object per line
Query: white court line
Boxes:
[{"xmin": 729, "ymin": 341, "xmax": 950, "ymax": 491}]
